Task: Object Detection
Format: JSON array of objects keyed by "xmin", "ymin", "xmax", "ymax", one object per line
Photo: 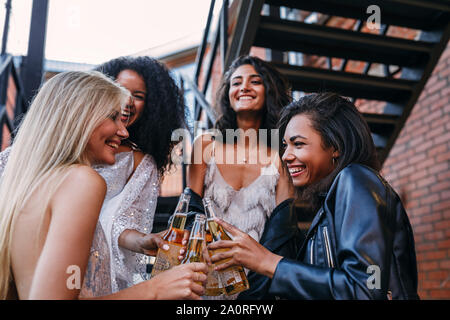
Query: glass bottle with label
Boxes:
[
  {"xmin": 150, "ymin": 189, "xmax": 190, "ymax": 277},
  {"xmin": 203, "ymin": 198, "xmax": 249, "ymax": 295},
  {"xmin": 205, "ymin": 222, "xmax": 224, "ymax": 296},
  {"xmin": 181, "ymin": 214, "xmax": 207, "ymax": 287}
]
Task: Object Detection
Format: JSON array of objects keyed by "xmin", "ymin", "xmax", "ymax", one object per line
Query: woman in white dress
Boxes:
[
  {"xmin": 93, "ymin": 56, "xmax": 187, "ymax": 292},
  {"xmin": 187, "ymin": 55, "xmax": 294, "ymax": 299},
  {"xmin": 0, "ymin": 71, "xmax": 207, "ymax": 299}
]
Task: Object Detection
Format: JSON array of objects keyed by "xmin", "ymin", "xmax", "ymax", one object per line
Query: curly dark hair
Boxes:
[
  {"xmin": 214, "ymin": 55, "xmax": 291, "ymax": 145},
  {"xmin": 95, "ymin": 56, "xmax": 187, "ymax": 177},
  {"xmin": 278, "ymin": 92, "xmax": 380, "ymax": 212}
]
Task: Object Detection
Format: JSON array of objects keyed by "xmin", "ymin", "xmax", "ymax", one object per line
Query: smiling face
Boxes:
[
  {"xmin": 282, "ymin": 114, "xmax": 338, "ymax": 188},
  {"xmin": 86, "ymin": 110, "xmax": 129, "ymax": 165},
  {"xmin": 228, "ymin": 64, "xmax": 265, "ymax": 113},
  {"xmin": 116, "ymin": 69, "xmax": 147, "ymax": 127}
]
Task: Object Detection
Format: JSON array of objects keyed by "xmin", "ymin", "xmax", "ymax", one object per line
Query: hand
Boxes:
[
  {"xmin": 137, "ymin": 230, "xmax": 168, "ymax": 256},
  {"xmin": 207, "ymin": 218, "xmax": 283, "ymax": 278},
  {"xmin": 150, "ymin": 262, "xmax": 208, "ymax": 300},
  {"xmin": 178, "ymin": 229, "xmax": 190, "ymax": 261}
]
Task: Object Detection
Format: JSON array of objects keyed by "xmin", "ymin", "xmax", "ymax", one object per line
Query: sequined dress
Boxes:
[
  {"xmin": 203, "ymin": 156, "xmax": 279, "ymax": 299},
  {"xmin": 0, "ymin": 148, "xmax": 159, "ymax": 297}
]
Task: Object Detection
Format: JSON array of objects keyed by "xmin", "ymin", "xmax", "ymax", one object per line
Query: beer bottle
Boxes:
[
  {"xmin": 203, "ymin": 198, "xmax": 249, "ymax": 295},
  {"xmin": 150, "ymin": 189, "xmax": 190, "ymax": 277},
  {"xmin": 180, "ymin": 214, "xmax": 207, "ymax": 286},
  {"xmin": 205, "ymin": 222, "xmax": 224, "ymax": 296}
]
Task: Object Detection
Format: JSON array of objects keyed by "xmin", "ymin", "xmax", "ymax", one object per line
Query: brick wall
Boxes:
[{"xmin": 382, "ymin": 42, "xmax": 450, "ymax": 299}]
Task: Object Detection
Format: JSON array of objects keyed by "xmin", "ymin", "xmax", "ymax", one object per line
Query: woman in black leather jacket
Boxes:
[{"xmin": 208, "ymin": 92, "xmax": 419, "ymax": 300}]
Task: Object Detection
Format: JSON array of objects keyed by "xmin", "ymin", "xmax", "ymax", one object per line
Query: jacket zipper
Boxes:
[
  {"xmin": 310, "ymin": 234, "xmax": 315, "ymax": 264},
  {"xmin": 323, "ymin": 226, "xmax": 335, "ymax": 268}
]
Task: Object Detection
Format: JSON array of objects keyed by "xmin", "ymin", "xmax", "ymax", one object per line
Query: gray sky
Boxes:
[{"xmin": 1, "ymin": 0, "xmax": 213, "ymax": 64}]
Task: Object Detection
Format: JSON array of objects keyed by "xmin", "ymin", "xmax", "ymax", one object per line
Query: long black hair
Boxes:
[
  {"xmin": 96, "ymin": 56, "xmax": 187, "ymax": 177},
  {"xmin": 214, "ymin": 55, "xmax": 291, "ymax": 145},
  {"xmin": 278, "ymin": 92, "xmax": 380, "ymax": 212}
]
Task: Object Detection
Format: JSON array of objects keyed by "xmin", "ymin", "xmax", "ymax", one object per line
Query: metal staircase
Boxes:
[{"xmin": 185, "ymin": 0, "xmax": 450, "ymax": 164}]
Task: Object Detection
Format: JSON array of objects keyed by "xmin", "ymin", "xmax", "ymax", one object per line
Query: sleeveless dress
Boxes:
[
  {"xmin": 0, "ymin": 147, "xmax": 159, "ymax": 298},
  {"xmin": 203, "ymin": 154, "xmax": 279, "ymax": 299}
]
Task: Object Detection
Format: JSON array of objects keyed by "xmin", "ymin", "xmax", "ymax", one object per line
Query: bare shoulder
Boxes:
[
  {"xmin": 132, "ymin": 150, "xmax": 145, "ymax": 170},
  {"xmin": 63, "ymin": 165, "xmax": 106, "ymax": 191},
  {"xmin": 51, "ymin": 165, "xmax": 106, "ymax": 219}
]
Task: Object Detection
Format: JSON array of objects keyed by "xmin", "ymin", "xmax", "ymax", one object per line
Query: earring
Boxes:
[{"xmin": 332, "ymin": 157, "xmax": 336, "ymax": 165}]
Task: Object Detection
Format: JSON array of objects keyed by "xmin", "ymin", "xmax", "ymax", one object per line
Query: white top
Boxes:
[{"xmin": 203, "ymin": 156, "xmax": 279, "ymax": 300}]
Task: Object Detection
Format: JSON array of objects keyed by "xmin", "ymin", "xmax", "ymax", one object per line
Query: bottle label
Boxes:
[
  {"xmin": 205, "ymin": 264, "xmax": 224, "ymax": 296},
  {"xmin": 220, "ymin": 267, "xmax": 243, "ymax": 286},
  {"xmin": 150, "ymin": 242, "xmax": 182, "ymax": 277}
]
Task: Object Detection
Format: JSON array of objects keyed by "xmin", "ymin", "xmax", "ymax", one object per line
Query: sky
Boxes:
[{"xmin": 1, "ymin": 0, "xmax": 215, "ymax": 64}]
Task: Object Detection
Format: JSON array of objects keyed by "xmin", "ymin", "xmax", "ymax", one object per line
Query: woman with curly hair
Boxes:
[
  {"xmin": 186, "ymin": 55, "xmax": 294, "ymax": 299},
  {"xmin": 0, "ymin": 56, "xmax": 188, "ymax": 295},
  {"xmin": 91, "ymin": 56, "xmax": 187, "ymax": 292}
]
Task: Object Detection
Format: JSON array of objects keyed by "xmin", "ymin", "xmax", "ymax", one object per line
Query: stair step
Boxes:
[
  {"xmin": 362, "ymin": 112, "xmax": 399, "ymax": 137},
  {"xmin": 265, "ymin": 0, "xmax": 450, "ymax": 31},
  {"xmin": 255, "ymin": 16, "xmax": 433, "ymax": 67},
  {"xmin": 272, "ymin": 62, "xmax": 416, "ymax": 103}
]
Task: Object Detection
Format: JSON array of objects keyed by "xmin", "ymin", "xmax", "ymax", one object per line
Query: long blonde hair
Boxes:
[{"xmin": 0, "ymin": 71, "xmax": 129, "ymax": 299}]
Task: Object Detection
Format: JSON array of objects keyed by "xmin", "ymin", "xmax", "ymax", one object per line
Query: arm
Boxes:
[
  {"xmin": 28, "ymin": 166, "xmax": 106, "ymax": 299},
  {"xmin": 83, "ymin": 262, "xmax": 208, "ymax": 300}
]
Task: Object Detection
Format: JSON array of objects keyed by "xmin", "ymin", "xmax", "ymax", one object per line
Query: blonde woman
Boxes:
[{"xmin": 0, "ymin": 71, "xmax": 207, "ymax": 300}]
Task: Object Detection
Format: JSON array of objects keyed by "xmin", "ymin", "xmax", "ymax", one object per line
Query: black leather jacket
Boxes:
[{"xmin": 239, "ymin": 164, "xmax": 419, "ymax": 300}]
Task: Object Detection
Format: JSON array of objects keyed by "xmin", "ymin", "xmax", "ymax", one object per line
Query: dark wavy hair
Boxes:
[
  {"xmin": 95, "ymin": 56, "xmax": 187, "ymax": 177},
  {"xmin": 278, "ymin": 92, "xmax": 380, "ymax": 212},
  {"xmin": 214, "ymin": 55, "xmax": 291, "ymax": 145}
]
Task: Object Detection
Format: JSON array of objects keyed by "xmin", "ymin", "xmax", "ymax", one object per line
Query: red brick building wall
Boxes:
[{"xmin": 382, "ymin": 42, "xmax": 450, "ymax": 299}]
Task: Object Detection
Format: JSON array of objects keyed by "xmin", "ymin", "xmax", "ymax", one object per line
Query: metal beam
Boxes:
[
  {"xmin": 1, "ymin": 0, "xmax": 12, "ymax": 55},
  {"xmin": 21, "ymin": 0, "xmax": 49, "ymax": 108}
]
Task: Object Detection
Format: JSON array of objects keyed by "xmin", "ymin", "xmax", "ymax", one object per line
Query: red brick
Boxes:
[
  {"xmin": 417, "ymin": 176, "xmax": 437, "ymax": 188},
  {"xmin": 436, "ymin": 151, "xmax": 450, "ymax": 163},
  {"xmin": 428, "ymin": 144, "xmax": 448, "ymax": 157},
  {"xmin": 416, "ymin": 158, "xmax": 435, "ymax": 170},
  {"xmin": 414, "ymin": 141, "xmax": 433, "ymax": 153},
  {"xmin": 424, "ymin": 230, "xmax": 445, "ymax": 241},
  {"xmin": 431, "ymin": 181, "xmax": 450, "ymax": 193},
  {"xmin": 422, "ymin": 212, "xmax": 442, "ymax": 223},
  {"xmin": 433, "ymin": 200, "xmax": 450, "ymax": 211},
  {"xmin": 439, "ymin": 260, "xmax": 450, "ymax": 269},
  {"xmin": 414, "ymin": 224, "xmax": 433, "ymax": 234},
  {"xmin": 427, "ymin": 79, "xmax": 447, "ymax": 95},
  {"xmin": 428, "ymin": 289, "xmax": 450, "ymax": 299},
  {"xmin": 423, "ymin": 250, "xmax": 447, "ymax": 261},
  {"xmin": 436, "ymin": 239, "xmax": 450, "ymax": 248},
  {"xmin": 408, "ymin": 153, "xmax": 426, "ymax": 166},
  {"xmin": 427, "ymin": 270, "xmax": 449, "ymax": 280},
  {"xmin": 434, "ymin": 131, "xmax": 450, "ymax": 146},
  {"xmin": 421, "ymin": 280, "xmax": 441, "ymax": 289},
  {"xmin": 428, "ymin": 161, "xmax": 448, "ymax": 175},
  {"xmin": 420, "ymin": 261, "xmax": 439, "ymax": 271},
  {"xmin": 413, "ymin": 206, "xmax": 432, "ymax": 216},
  {"xmin": 441, "ymin": 190, "xmax": 450, "ymax": 201},
  {"xmin": 437, "ymin": 171, "xmax": 450, "ymax": 182},
  {"xmin": 416, "ymin": 242, "xmax": 437, "ymax": 252},
  {"xmin": 411, "ymin": 187, "xmax": 429, "ymax": 199},
  {"xmin": 425, "ymin": 126, "xmax": 445, "ymax": 140},
  {"xmin": 424, "ymin": 110, "xmax": 443, "ymax": 124},
  {"xmin": 430, "ymin": 113, "xmax": 449, "ymax": 129},
  {"xmin": 420, "ymin": 194, "xmax": 440, "ymax": 206}
]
